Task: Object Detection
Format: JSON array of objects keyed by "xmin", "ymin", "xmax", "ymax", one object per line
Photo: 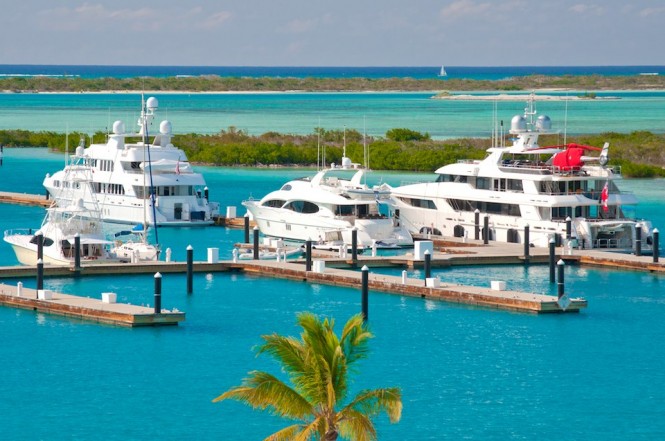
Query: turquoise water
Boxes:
[
  {"xmin": 1, "ymin": 148, "xmax": 665, "ymax": 439},
  {"xmin": 1, "ymin": 91, "xmax": 664, "ymax": 138}
]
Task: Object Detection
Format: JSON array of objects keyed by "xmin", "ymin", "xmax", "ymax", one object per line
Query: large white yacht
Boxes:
[
  {"xmin": 243, "ymin": 158, "xmax": 413, "ymax": 248},
  {"xmin": 43, "ymin": 97, "xmax": 219, "ymax": 227},
  {"xmin": 389, "ymin": 96, "xmax": 653, "ymax": 251}
]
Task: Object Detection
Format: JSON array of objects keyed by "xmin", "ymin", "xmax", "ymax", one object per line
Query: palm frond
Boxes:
[
  {"xmin": 340, "ymin": 314, "xmax": 373, "ymax": 367},
  {"xmin": 341, "ymin": 388, "xmax": 403, "ymax": 423},
  {"xmin": 337, "ymin": 409, "xmax": 377, "ymax": 441},
  {"xmin": 212, "ymin": 371, "xmax": 314, "ymax": 420},
  {"xmin": 264, "ymin": 424, "xmax": 305, "ymax": 441},
  {"xmin": 257, "ymin": 334, "xmax": 307, "ymax": 376}
]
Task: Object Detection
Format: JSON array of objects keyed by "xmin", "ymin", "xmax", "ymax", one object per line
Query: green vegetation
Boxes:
[
  {"xmin": 213, "ymin": 312, "xmax": 402, "ymax": 441},
  {"xmin": 2, "ymin": 128, "xmax": 664, "ymax": 177},
  {"xmin": 2, "ymin": 73, "xmax": 665, "ymax": 93}
]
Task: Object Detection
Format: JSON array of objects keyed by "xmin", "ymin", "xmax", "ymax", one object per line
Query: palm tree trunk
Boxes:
[{"xmin": 323, "ymin": 430, "xmax": 338, "ymax": 441}]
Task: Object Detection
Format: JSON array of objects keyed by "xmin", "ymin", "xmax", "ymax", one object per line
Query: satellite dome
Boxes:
[
  {"xmin": 146, "ymin": 97, "xmax": 159, "ymax": 110},
  {"xmin": 536, "ymin": 115, "xmax": 552, "ymax": 131},
  {"xmin": 341, "ymin": 157, "xmax": 352, "ymax": 169},
  {"xmin": 160, "ymin": 120, "xmax": 172, "ymax": 135},
  {"xmin": 112, "ymin": 120, "xmax": 125, "ymax": 134},
  {"xmin": 510, "ymin": 115, "xmax": 527, "ymax": 132}
]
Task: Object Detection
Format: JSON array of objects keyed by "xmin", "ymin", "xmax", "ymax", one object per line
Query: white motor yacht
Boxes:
[
  {"xmin": 43, "ymin": 97, "xmax": 219, "ymax": 227},
  {"xmin": 243, "ymin": 159, "xmax": 413, "ymax": 248},
  {"xmin": 389, "ymin": 95, "xmax": 653, "ymax": 251}
]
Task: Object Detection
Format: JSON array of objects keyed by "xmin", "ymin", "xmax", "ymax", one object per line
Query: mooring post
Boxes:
[
  {"xmin": 74, "ymin": 233, "xmax": 81, "ymax": 272},
  {"xmin": 557, "ymin": 259, "xmax": 565, "ymax": 299},
  {"xmin": 523, "ymin": 224, "xmax": 530, "ymax": 264},
  {"xmin": 253, "ymin": 226, "xmax": 259, "ymax": 260},
  {"xmin": 36, "ymin": 258, "xmax": 44, "ymax": 293},
  {"xmin": 565, "ymin": 216, "xmax": 572, "ymax": 240},
  {"xmin": 549, "ymin": 238, "xmax": 556, "ymax": 283},
  {"xmin": 244, "ymin": 214, "xmax": 250, "ymax": 244},
  {"xmin": 635, "ymin": 223, "xmax": 642, "ymax": 256},
  {"xmin": 186, "ymin": 245, "xmax": 193, "ymax": 294},
  {"xmin": 654, "ymin": 228, "xmax": 660, "ymax": 263},
  {"xmin": 474, "ymin": 209, "xmax": 480, "ymax": 240},
  {"xmin": 204, "ymin": 186, "xmax": 209, "ymax": 202},
  {"xmin": 154, "ymin": 272, "xmax": 162, "ymax": 314},
  {"xmin": 361, "ymin": 265, "xmax": 369, "ymax": 322},
  {"xmin": 305, "ymin": 239, "xmax": 313, "ymax": 272},
  {"xmin": 424, "ymin": 249, "xmax": 431, "ymax": 285},
  {"xmin": 351, "ymin": 227, "xmax": 358, "ymax": 263},
  {"xmin": 483, "ymin": 215, "xmax": 489, "ymax": 245},
  {"xmin": 36, "ymin": 231, "xmax": 44, "ymax": 261}
]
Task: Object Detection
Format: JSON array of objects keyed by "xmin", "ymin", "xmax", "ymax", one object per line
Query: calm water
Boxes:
[
  {"xmin": 1, "ymin": 92, "xmax": 665, "ymax": 139},
  {"xmin": 1, "ymin": 148, "xmax": 665, "ymax": 439}
]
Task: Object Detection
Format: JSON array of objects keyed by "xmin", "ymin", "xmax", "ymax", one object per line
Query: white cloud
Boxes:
[
  {"xmin": 638, "ymin": 7, "xmax": 665, "ymax": 17},
  {"xmin": 283, "ymin": 18, "xmax": 318, "ymax": 34},
  {"xmin": 440, "ymin": 0, "xmax": 492, "ymax": 19},
  {"xmin": 201, "ymin": 11, "xmax": 233, "ymax": 30},
  {"xmin": 569, "ymin": 4, "xmax": 605, "ymax": 15}
]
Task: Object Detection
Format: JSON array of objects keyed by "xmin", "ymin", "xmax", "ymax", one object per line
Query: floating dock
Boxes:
[
  {"xmin": 0, "ymin": 283, "xmax": 184, "ymax": 327},
  {"xmin": 0, "ymin": 191, "xmax": 51, "ymax": 208}
]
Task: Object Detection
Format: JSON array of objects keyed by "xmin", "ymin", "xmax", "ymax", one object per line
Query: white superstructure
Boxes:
[
  {"xmin": 390, "ymin": 95, "xmax": 653, "ymax": 251},
  {"xmin": 43, "ymin": 97, "xmax": 219, "ymax": 226},
  {"xmin": 243, "ymin": 163, "xmax": 413, "ymax": 248}
]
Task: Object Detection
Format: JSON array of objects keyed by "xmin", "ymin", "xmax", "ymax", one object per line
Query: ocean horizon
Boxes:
[{"xmin": 1, "ymin": 64, "xmax": 664, "ymax": 80}]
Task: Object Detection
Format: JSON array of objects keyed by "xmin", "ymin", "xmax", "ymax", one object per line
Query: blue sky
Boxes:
[{"xmin": 2, "ymin": 0, "xmax": 664, "ymax": 66}]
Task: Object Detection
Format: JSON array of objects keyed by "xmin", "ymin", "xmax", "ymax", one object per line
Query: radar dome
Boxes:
[
  {"xmin": 510, "ymin": 115, "xmax": 527, "ymax": 132},
  {"xmin": 146, "ymin": 97, "xmax": 159, "ymax": 110},
  {"xmin": 112, "ymin": 120, "xmax": 125, "ymax": 134},
  {"xmin": 75, "ymin": 145, "xmax": 84, "ymax": 156},
  {"xmin": 341, "ymin": 157, "xmax": 352, "ymax": 169},
  {"xmin": 159, "ymin": 120, "xmax": 172, "ymax": 135},
  {"xmin": 536, "ymin": 115, "xmax": 552, "ymax": 131}
]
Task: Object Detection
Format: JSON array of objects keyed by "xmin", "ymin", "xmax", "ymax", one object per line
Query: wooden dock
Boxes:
[
  {"xmin": 0, "ymin": 283, "xmax": 184, "ymax": 327},
  {"xmin": 0, "ymin": 191, "xmax": 51, "ymax": 208}
]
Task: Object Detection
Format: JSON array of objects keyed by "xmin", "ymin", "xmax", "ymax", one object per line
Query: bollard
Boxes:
[
  {"xmin": 17, "ymin": 281, "xmax": 23, "ymax": 297},
  {"xmin": 361, "ymin": 265, "xmax": 369, "ymax": 322},
  {"xmin": 186, "ymin": 245, "xmax": 193, "ymax": 294},
  {"xmin": 402, "ymin": 270, "xmax": 408, "ymax": 284},
  {"xmin": 154, "ymin": 272, "xmax": 162, "ymax": 314},
  {"xmin": 474, "ymin": 209, "xmax": 480, "ymax": 240},
  {"xmin": 566, "ymin": 216, "xmax": 572, "ymax": 240},
  {"xmin": 483, "ymin": 215, "xmax": 489, "ymax": 245},
  {"xmin": 305, "ymin": 239, "xmax": 313, "ymax": 272},
  {"xmin": 244, "ymin": 215, "xmax": 250, "ymax": 244},
  {"xmin": 165, "ymin": 247, "xmax": 172, "ymax": 262},
  {"xmin": 523, "ymin": 224, "xmax": 530, "ymax": 264},
  {"xmin": 424, "ymin": 249, "xmax": 431, "ymax": 285},
  {"xmin": 557, "ymin": 259, "xmax": 565, "ymax": 299},
  {"xmin": 45, "ymin": 189, "xmax": 50, "ymax": 201},
  {"xmin": 635, "ymin": 223, "xmax": 642, "ymax": 256},
  {"xmin": 36, "ymin": 232, "xmax": 44, "ymax": 261},
  {"xmin": 371, "ymin": 240, "xmax": 377, "ymax": 257},
  {"xmin": 549, "ymin": 238, "xmax": 556, "ymax": 283},
  {"xmin": 253, "ymin": 227, "xmax": 259, "ymax": 260},
  {"xmin": 654, "ymin": 228, "xmax": 660, "ymax": 263},
  {"xmin": 232, "ymin": 247, "xmax": 238, "ymax": 263},
  {"xmin": 74, "ymin": 233, "xmax": 81, "ymax": 271},
  {"xmin": 204, "ymin": 186, "xmax": 209, "ymax": 201},
  {"xmin": 351, "ymin": 228, "xmax": 358, "ymax": 263},
  {"xmin": 36, "ymin": 258, "xmax": 44, "ymax": 292}
]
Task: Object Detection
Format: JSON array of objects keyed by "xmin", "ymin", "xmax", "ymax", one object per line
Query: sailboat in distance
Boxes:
[{"xmin": 437, "ymin": 65, "xmax": 447, "ymax": 77}]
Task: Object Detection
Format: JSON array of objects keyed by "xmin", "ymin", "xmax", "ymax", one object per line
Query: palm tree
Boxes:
[{"xmin": 213, "ymin": 312, "xmax": 402, "ymax": 441}]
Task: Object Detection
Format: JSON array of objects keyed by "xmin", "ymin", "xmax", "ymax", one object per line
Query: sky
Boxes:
[{"xmin": 1, "ymin": 0, "xmax": 664, "ymax": 66}]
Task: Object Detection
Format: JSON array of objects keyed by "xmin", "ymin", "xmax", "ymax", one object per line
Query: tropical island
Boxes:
[
  {"xmin": 1, "ymin": 73, "xmax": 665, "ymax": 93},
  {"xmin": 1, "ymin": 126, "xmax": 664, "ymax": 178}
]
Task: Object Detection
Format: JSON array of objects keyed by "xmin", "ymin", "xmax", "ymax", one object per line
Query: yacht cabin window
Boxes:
[
  {"xmin": 284, "ymin": 200, "xmax": 319, "ymax": 214},
  {"xmin": 262, "ymin": 199, "xmax": 286, "ymax": 208},
  {"xmin": 436, "ymin": 174, "xmax": 468, "ymax": 183}
]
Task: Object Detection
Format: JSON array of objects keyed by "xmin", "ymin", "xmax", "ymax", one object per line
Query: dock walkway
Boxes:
[
  {"xmin": 0, "ymin": 283, "xmax": 184, "ymax": 327},
  {"xmin": 0, "ymin": 191, "xmax": 51, "ymax": 208}
]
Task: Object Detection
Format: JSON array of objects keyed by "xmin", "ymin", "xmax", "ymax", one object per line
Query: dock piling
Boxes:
[
  {"xmin": 635, "ymin": 223, "xmax": 642, "ymax": 256},
  {"xmin": 361, "ymin": 265, "xmax": 369, "ymax": 322},
  {"xmin": 424, "ymin": 249, "xmax": 431, "ymax": 285},
  {"xmin": 523, "ymin": 224, "xmax": 530, "ymax": 264},
  {"xmin": 186, "ymin": 245, "xmax": 193, "ymax": 294},
  {"xmin": 36, "ymin": 258, "xmax": 44, "ymax": 292},
  {"xmin": 351, "ymin": 227, "xmax": 358, "ymax": 263},
  {"xmin": 474, "ymin": 209, "xmax": 480, "ymax": 240},
  {"xmin": 74, "ymin": 233, "xmax": 81, "ymax": 271},
  {"xmin": 154, "ymin": 272, "xmax": 162, "ymax": 314},
  {"xmin": 244, "ymin": 215, "xmax": 250, "ymax": 244},
  {"xmin": 253, "ymin": 227, "xmax": 259, "ymax": 260},
  {"xmin": 566, "ymin": 216, "xmax": 572, "ymax": 240},
  {"xmin": 36, "ymin": 232, "xmax": 43, "ymax": 261},
  {"xmin": 305, "ymin": 239, "xmax": 312, "ymax": 272},
  {"xmin": 557, "ymin": 259, "xmax": 565, "ymax": 299},
  {"xmin": 549, "ymin": 238, "xmax": 556, "ymax": 283},
  {"xmin": 483, "ymin": 215, "xmax": 489, "ymax": 245},
  {"xmin": 654, "ymin": 229, "xmax": 660, "ymax": 263}
]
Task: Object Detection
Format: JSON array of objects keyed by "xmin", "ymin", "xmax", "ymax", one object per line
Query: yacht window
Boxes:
[
  {"xmin": 476, "ymin": 177, "xmax": 490, "ymax": 190},
  {"xmin": 336, "ymin": 205, "xmax": 355, "ymax": 216},
  {"xmin": 436, "ymin": 174, "xmax": 467, "ymax": 183},
  {"xmin": 398, "ymin": 197, "xmax": 436, "ymax": 209},
  {"xmin": 507, "ymin": 179, "xmax": 523, "ymax": 192},
  {"xmin": 284, "ymin": 200, "xmax": 319, "ymax": 214},
  {"xmin": 262, "ymin": 199, "xmax": 286, "ymax": 208},
  {"xmin": 281, "ymin": 184, "xmax": 292, "ymax": 191}
]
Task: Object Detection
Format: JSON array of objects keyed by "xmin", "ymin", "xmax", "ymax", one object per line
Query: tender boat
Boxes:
[
  {"xmin": 243, "ymin": 158, "xmax": 413, "ymax": 248},
  {"xmin": 43, "ymin": 97, "xmax": 219, "ymax": 227},
  {"xmin": 389, "ymin": 95, "xmax": 653, "ymax": 251},
  {"xmin": 109, "ymin": 225, "xmax": 161, "ymax": 262}
]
